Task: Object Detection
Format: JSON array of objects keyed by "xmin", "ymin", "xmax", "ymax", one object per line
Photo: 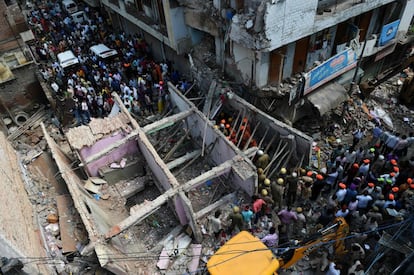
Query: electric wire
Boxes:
[{"xmin": 15, "ymin": 217, "xmax": 410, "ymax": 268}]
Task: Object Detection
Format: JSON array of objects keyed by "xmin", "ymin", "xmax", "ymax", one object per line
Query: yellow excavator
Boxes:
[{"xmin": 207, "ymin": 217, "xmax": 349, "ymax": 275}]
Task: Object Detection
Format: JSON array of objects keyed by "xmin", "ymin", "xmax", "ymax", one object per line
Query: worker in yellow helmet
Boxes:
[
  {"xmin": 226, "ymin": 205, "xmax": 243, "ymax": 235},
  {"xmin": 271, "ymin": 178, "xmax": 285, "ymax": 210}
]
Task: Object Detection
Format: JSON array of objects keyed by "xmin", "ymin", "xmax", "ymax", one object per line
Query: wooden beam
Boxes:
[
  {"xmin": 181, "ymin": 161, "xmax": 233, "ymax": 193},
  {"xmin": 166, "ymin": 150, "xmax": 202, "ymax": 170},
  {"xmin": 142, "ymin": 109, "xmax": 194, "ymax": 134},
  {"xmin": 83, "ymin": 130, "xmax": 140, "ymax": 165},
  {"xmin": 202, "ymin": 80, "xmax": 217, "ymax": 115},
  {"xmin": 105, "ymin": 188, "xmax": 176, "ymax": 239}
]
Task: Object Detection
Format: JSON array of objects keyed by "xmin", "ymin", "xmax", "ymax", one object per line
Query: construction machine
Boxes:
[{"xmin": 207, "ymin": 217, "xmax": 349, "ymax": 275}]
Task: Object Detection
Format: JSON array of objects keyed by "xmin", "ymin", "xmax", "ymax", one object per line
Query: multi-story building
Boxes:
[{"xmin": 98, "ymin": 0, "xmax": 414, "ymax": 122}]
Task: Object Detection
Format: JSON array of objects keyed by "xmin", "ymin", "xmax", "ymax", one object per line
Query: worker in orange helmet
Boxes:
[{"xmin": 311, "ymin": 174, "xmax": 325, "ymax": 201}]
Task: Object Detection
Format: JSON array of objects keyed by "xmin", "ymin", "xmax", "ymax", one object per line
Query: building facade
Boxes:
[{"xmin": 95, "ymin": 0, "xmax": 414, "ymax": 122}]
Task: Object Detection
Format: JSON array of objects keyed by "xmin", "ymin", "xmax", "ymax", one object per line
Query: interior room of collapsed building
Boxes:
[{"xmin": 27, "ymin": 76, "xmax": 312, "ymax": 274}]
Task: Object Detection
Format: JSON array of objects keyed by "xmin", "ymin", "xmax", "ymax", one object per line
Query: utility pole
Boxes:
[{"xmin": 348, "ymin": 31, "xmax": 368, "ymax": 95}]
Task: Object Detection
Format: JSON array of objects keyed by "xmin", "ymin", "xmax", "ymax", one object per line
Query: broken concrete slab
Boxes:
[
  {"xmin": 84, "ymin": 179, "xmax": 102, "ymax": 194},
  {"xmin": 188, "ymin": 244, "xmax": 202, "ymax": 273},
  {"xmin": 56, "ymin": 194, "xmax": 78, "ymax": 253}
]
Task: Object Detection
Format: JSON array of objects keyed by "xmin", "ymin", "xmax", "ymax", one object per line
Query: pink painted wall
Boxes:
[{"xmin": 79, "ymin": 132, "xmax": 140, "ymax": 176}]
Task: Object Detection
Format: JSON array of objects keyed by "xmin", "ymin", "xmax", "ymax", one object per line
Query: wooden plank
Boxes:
[
  {"xmin": 202, "ymin": 80, "xmax": 217, "ymax": 115},
  {"xmin": 56, "ymin": 194, "xmax": 78, "ymax": 254}
]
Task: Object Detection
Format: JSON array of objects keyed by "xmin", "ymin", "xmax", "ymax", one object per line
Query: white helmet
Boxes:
[{"xmin": 257, "ymin": 150, "xmax": 264, "ymax": 156}]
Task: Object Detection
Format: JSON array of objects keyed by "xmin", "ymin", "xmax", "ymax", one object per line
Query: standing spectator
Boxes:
[
  {"xmin": 241, "ymin": 205, "xmax": 254, "ymax": 230},
  {"xmin": 352, "ymin": 127, "xmax": 365, "ymax": 148},
  {"xmin": 335, "ymin": 205, "xmax": 350, "ymax": 218},
  {"xmin": 393, "ymin": 135, "xmax": 408, "ymax": 157},
  {"xmin": 356, "ymin": 191, "xmax": 373, "ymax": 212},
  {"xmin": 335, "ymin": 183, "xmax": 347, "ymax": 204},
  {"xmin": 208, "ymin": 210, "xmax": 223, "ymax": 239},
  {"xmin": 278, "ymin": 206, "xmax": 298, "ymax": 239},
  {"xmin": 384, "ymin": 132, "xmax": 400, "ymax": 155},
  {"xmin": 252, "ymin": 195, "xmax": 266, "ymax": 225},
  {"xmin": 261, "ymin": 226, "xmax": 278, "ymax": 248},
  {"xmin": 326, "ymin": 260, "xmax": 342, "ymax": 275}
]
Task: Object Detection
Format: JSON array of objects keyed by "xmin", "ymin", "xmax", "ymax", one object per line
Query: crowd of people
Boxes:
[
  {"xmin": 28, "ymin": 0, "xmax": 190, "ymax": 126},
  {"xmin": 207, "ymin": 119, "xmax": 414, "ymax": 274}
]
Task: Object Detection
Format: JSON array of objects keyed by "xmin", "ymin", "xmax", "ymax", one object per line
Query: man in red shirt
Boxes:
[{"xmin": 252, "ymin": 195, "xmax": 266, "ymax": 225}]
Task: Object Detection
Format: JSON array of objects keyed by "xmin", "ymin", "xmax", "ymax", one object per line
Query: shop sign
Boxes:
[
  {"xmin": 303, "ymin": 48, "xmax": 357, "ymax": 95},
  {"xmin": 379, "ymin": 20, "xmax": 400, "ymax": 47}
]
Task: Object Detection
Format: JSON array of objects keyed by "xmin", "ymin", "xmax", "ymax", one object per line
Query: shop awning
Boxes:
[{"xmin": 306, "ymin": 82, "xmax": 348, "ymax": 116}]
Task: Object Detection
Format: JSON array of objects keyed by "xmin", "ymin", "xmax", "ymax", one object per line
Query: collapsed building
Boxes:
[{"xmin": 41, "ymin": 82, "xmax": 312, "ymax": 273}]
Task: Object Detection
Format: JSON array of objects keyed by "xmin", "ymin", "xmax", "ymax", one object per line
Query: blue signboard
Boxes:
[
  {"xmin": 379, "ymin": 20, "xmax": 400, "ymax": 46},
  {"xmin": 304, "ymin": 48, "xmax": 357, "ymax": 94}
]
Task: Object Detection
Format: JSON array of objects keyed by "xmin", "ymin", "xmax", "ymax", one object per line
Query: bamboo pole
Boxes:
[
  {"xmin": 263, "ymin": 142, "xmax": 287, "ymax": 174},
  {"xmin": 243, "ymin": 121, "xmax": 261, "ymax": 151},
  {"xmin": 268, "ymin": 149, "xmax": 291, "ymax": 178}
]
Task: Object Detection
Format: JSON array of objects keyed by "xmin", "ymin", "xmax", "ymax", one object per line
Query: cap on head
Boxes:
[
  {"xmin": 390, "ymin": 159, "xmax": 397, "ymax": 165},
  {"xmin": 379, "ymin": 155, "xmax": 385, "ymax": 160},
  {"xmin": 370, "ymin": 147, "xmax": 375, "ymax": 153},
  {"xmin": 316, "ymin": 174, "xmax": 324, "ymax": 180},
  {"xmin": 307, "ymin": 171, "xmax": 313, "ymax": 177},
  {"xmin": 339, "ymin": 183, "xmax": 346, "ymax": 189},
  {"xmin": 363, "ymin": 159, "xmax": 370, "ymax": 164},
  {"xmin": 292, "ymin": 172, "xmax": 298, "ymax": 178},
  {"xmin": 393, "ymin": 166, "xmax": 399, "ymax": 172},
  {"xmin": 407, "ymin": 178, "xmax": 413, "ymax": 184},
  {"xmin": 225, "ymin": 124, "xmax": 230, "ymax": 129},
  {"xmin": 388, "ymin": 194, "xmax": 394, "ymax": 200},
  {"xmin": 259, "ymin": 174, "xmax": 266, "ymax": 181},
  {"xmin": 390, "ymin": 172, "xmax": 396, "ymax": 177},
  {"xmin": 353, "ymin": 163, "xmax": 359, "ymax": 169},
  {"xmin": 257, "ymin": 168, "xmax": 264, "ymax": 175},
  {"xmin": 368, "ymin": 182, "xmax": 375, "ymax": 188},
  {"xmin": 220, "ymin": 119, "xmax": 226, "ymax": 124},
  {"xmin": 392, "ymin": 187, "xmax": 399, "ymax": 193}
]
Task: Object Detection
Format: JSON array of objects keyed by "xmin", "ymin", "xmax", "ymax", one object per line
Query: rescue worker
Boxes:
[
  {"xmin": 286, "ymin": 172, "xmax": 299, "ymax": 207},
  {"xmin": 226, "ymin": 206, "xmax": 243, "ymax": 235},
  {"xmin": 311, "ymin": 174, "xmax": 325, "ymax": 201},
  {"xmin": 255, "ymin": 150, "xmax": 270, "ymax": 170},
  {"xmin": 271, "ymin": 178, "xmax": 285, "ymax": 210}
]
